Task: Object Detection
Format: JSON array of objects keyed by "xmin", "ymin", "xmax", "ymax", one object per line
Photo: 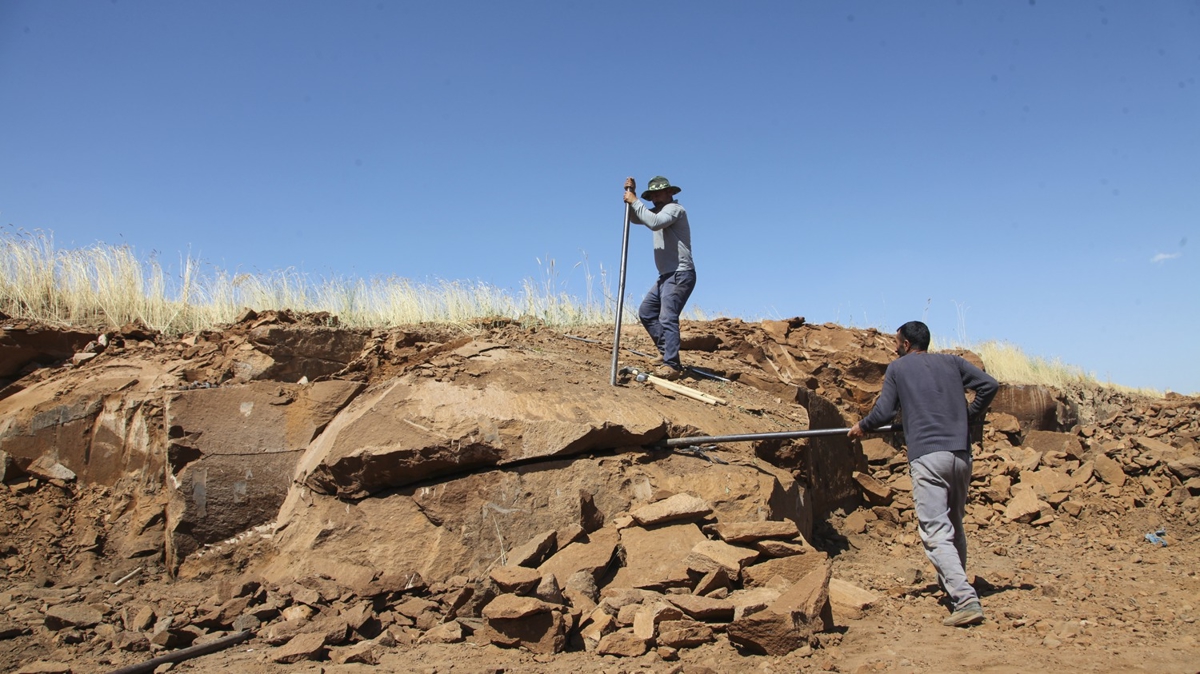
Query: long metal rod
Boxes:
[
  {"xmin": 657, "ymin": 424, "xmax": 899, "ymax": 448},
  {"xmin": 108, "ymin": 630, "xmax": 253, "ymax": 674},
  {"xmin": 610, "ymin": 198, "xmax": 633, "ymax": 386}
]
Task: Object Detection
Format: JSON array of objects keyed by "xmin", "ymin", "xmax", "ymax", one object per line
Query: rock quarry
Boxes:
[{"xmin": 0, "ymin": 309, "xmax": 1197, "ymax": 673}]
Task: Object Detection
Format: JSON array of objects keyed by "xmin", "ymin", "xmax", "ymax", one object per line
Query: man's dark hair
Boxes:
[{"xmin": 898, "ymin": 321, "xmax": 931, "ymax": 351}]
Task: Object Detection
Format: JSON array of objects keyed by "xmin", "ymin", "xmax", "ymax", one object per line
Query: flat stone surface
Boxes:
[
  {"xmin": 482, "ymin": 594, "xmax": 557, "ymax": 620},
  {"xmin": 853, "ymin": 471, "xmax": 893, "ymax": 505},
  {"xmin": 1004, "ymin": 486, "xmax": 1045, "ymax": 523},
  {"xmin": 657, "ymin": 620, "xmax": 715, "ymax": 648},
  {"xmin": 829, "ymin": 578, "xmax": 880, "ymax": 610},
  {"xmin": 1093, "ymin": 454, "xmax": 1127, "ymax": 487},
  {"xmin": 538, "ymin": 527, "xmax": 619, "ymax": 587},
  {"xmin": 665, "ymin": 594, "xmax": 735, "ymax": 622},
  {"xmin": 755, "ymin": 540, "xmax": 813, "ymax": 558},
  {"xmin": 272, "ymin": 631, "xmax": 328, "ymax": 664},
  {"xmin": 684, "ymin": 540, "xmax": 759, "ymax": 577},
  {"xmin": 727, "ymin": 587, "xmax": 782, "ymax": 621},
  {"xmin": 630, "ymin": 493, "xmax": 713, "ymax": 526},
  {"xmin": 44, "ymin": 604, "xmax": 102, "ymax": 630},
  {"xmin": 596, "ymin": 629, "xmax": 648, "ymax": 657},
  {"xmin": 611, "ymin": 522, "xmax": 704, "ymax": 589},
  {"xmin": 741, "ymin": 551, "xmax": 829, "ymax": 588},
  {"xmin": 507, "ymin": 530, "xmax": 557, "ymax": 568},
  {"xmin": 769, "ymin": 561, "xmax": 833, "ymax": 633},
  {"xmin": 712, "ymin": 520, "xmax": 799, "ymax": 543},
  {"xmin": 490, "ymin": 566, "xmax": 542, "ymax": 595}
]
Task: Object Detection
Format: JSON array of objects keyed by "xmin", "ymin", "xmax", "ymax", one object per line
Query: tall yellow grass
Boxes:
[
  {"xmin": 0, "ymin": 229, "xmax": 621, "ymax": 333},
  {"xmin": 4, "ymin": 229, "xmax": 1154, "ymax": 393}
]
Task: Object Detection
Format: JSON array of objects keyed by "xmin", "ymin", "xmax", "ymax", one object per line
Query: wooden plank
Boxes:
[{"xmin": 643, "ymin": 374, "xmax": 726, "ymax": 405}]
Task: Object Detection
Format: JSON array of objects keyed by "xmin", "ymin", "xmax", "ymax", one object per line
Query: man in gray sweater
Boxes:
[
  {"xmin": 849, "ymin": 320, "xmax": 999, "ymax": 627},
  {"xmin": 623, "ymin": 176, "xmax": 695, "ymax": 380}
]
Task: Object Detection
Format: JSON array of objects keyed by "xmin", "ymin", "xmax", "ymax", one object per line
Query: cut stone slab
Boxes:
[
  {"xmin": 25, "ymin": 456, "xmax": 76, "ymax": 482},
  {"xmin": 482, "ymin": 609, "xmax": 567, "ymax": 654},
  {"xmin": 727, "ymin": 587, "xmax": 782, "ymax": 621},
  {"xmin": 860, "ymin": 437, "xmax": 896, "ymax": 463},
  {"xmin": 44, "ymin": 604, "xmax": 103, "ymax": 630},
  {"xmin": 1004, "ymin": 486, "xmax": 1045, "ymax": 524},
  {"xmin": 684, "ymin": 540, "xmax": 759, "ymax": 578},
  {"xmin": 272, "ymin": 631, "xmax": 328, "ymax": 664},
  {"xmin": 755, "ymin": 539, "xmax": 812, "ymax": 558},
  {"xmin": 1093, "ymin": 454, "xmax": 1127, "ymax": 487},
  {"xmin": 853, "ymin": 471, "xmax": 893, "ymax": 505},
  {"xmin": 767, "ymin": 560, "xmax": 833, "ymax": 633},
  {"xmin": 1025, "ymin": 430, "xmax": 1084, "ymax": 460},
  {"xmin": 632, "ymin": 602, "xmax": 684, "ymax": 640},
  {"xmin": 741, "ymin": 551, "xmax": 829, "ymax": 588},
  {"xmin": 727, "ymin": 610, "xmax": 815, "ymax": 656},
  {"xmin": 165, "ymin": 379, "xmax": 363, "ymax": 569},
  {"xmin": 629, "ymin": 493, "xmax": 712, "ymax": 526},
  {"xmin": 665, "ymin": 594, "xmax": 734, "ymax": 622},
  {"xmin": 657, "ymin": 620, "xmax": 715, "ymax": 648},
  {"xmin": 596, "ymin": 629, "xmax": 648, "ymax": 657},
  {"xmin": 507, "ymin": 530, "xmax": 557, "ymax": 568},
  {"xmin": 1020, "ymin": 468, "xmax": 1074, "ymax": 498},
  {"xmin": 418, "ymin": 620, "xmax": 465, "ymax": 645},
  {"xmin": 611, "ymin": 522, "xmax": 705, "ymax": 589},
  {"xmin": 829, "ymin": 578, "xmax": 880, "ymax": 610},
  {"xmin": 712, "ymin": 520, "xmax": 799, "ymax": 544},
  {"xmin": 538, "ymin": 527, "xmax": 619, "ymax": 588},
  {"xmin": 491, "ymin": 566, "xmax": 542, "ymax": 595},
  {"xmin": 482, "ymin": 595, "xmax": 558, "ymax": 620}
]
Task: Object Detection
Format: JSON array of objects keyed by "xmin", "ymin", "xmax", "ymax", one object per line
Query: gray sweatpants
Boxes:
[{"xmin": 909, "ymin": 450, "xmax": 978, "ymax": 609}]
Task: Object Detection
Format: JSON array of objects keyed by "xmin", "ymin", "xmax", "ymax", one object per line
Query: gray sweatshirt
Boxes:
[
  {"xmin": 858, "ymin": 352, "xmax": 999, "ymax": 462},
  {"xmin": 629, "ymin": 200, "xmax": 694, "ymax": 275}
]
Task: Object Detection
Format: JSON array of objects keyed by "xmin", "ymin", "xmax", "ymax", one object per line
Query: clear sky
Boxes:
[{"xmin": 2, "ymin": 1, "xmax": 1197, "ymax": 392}]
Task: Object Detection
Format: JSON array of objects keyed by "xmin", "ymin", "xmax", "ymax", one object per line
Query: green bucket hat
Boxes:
[{"xmin": 641, "ymin": 176, "xmax": 682, "ymax": 200}]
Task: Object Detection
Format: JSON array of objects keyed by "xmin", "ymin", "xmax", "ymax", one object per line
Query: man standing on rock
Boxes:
[
  {"xmin": 849, "ymin": 320, "xmax": 999, "ymax": 627},
  {"xmin": 623, "ymin": 175, "xmax": 695, "ymax": 381}
]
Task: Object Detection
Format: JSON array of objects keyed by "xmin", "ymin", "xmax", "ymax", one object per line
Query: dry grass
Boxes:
[
  {"xmin": 4, "ymin": 229, "xmax": 1155, "ymax": 393},
  {"xmin": 936, "ymin": 339, "xmax": 1162, "ymax": 397},
  {"xmin": 0, "ymin": 230, "xmax": 626, "ymax": 333}
]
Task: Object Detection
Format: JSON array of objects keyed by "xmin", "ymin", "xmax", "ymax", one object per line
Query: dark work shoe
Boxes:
[{"xmin": 942, "ymin": 600, "xmax": 984, "ymax": 627}]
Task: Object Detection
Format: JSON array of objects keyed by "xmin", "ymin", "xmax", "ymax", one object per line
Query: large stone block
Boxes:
[{"xmin": 165, "ymin": 380, "xmax": 362, "ymax": 568}]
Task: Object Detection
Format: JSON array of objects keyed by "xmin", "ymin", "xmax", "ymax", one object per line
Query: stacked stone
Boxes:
[
  {"xmin": 847, "ymin": 398, "xmax": 1200, "ymax": 540},
  {"xmin": 468, "ymin": 492, "xmax": 878, "ymax": 659}
]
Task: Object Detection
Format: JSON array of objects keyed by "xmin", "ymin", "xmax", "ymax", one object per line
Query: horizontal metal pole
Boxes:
[{"xmin": 657, "ymin": 424, "xmax": 899, "ymax": 448}]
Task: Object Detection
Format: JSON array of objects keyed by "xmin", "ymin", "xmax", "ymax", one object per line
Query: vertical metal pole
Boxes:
[{"xmin": 610, "ymin": 196, "xmax": 633, "ymax": 385}]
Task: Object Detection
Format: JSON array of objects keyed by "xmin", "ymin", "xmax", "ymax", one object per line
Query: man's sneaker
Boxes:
[
  {"xmin": 652, "ymin": 365, "xmax": 684, "ymax": 381},
  {"xmin": 942, "ymin": 600, "xmax": 984, "ymax": 627}
]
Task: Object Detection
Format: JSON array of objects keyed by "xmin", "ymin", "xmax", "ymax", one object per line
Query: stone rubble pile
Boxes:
[
  {"xmin": 845, "ymin": 397, "xmax": 1200, "ymax": 543},
  {"xmin": 0, "ymin": 487, "xmax": 886, "ymax": 666}
]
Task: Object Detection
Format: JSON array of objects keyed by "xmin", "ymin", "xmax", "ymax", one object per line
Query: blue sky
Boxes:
[{"xmin": 1, "ymin": 1, "xmax": 1197, "ymax": 392}]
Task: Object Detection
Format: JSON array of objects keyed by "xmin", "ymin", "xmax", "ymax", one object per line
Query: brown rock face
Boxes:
[
  {"xmin": 294, "ymin": 347, "xmax": 669, "ymax": 499},
  {"xmin": 0, "ymin": 323, "xmax": 95, "ymax": 378},
  {"xmin": 164, "ymin": 380, "xmax": 362, "ymax": 568},
  {"xmin": 0, "ymin": 361, "xmax": 173, "ymax": 486},
  {"xmin": 991, "ymin": 385, "xmax": 1078, "ymax": 432}
]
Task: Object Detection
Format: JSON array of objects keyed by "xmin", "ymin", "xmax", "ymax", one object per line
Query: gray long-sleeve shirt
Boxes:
[
  {"xmin": 629, "ymin": 200, "xmax": 694, "ymax": 275},
  {"xmin": 859, "ymin": 352, "xmax": 1000, "ymax": 462}
]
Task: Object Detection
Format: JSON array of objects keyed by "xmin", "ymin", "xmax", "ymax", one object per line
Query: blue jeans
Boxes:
[
  {"xmin": 638, "ymin": 269, "xmax": 696, "ymax": 369},
  {"xmin": 910, "ymin": 450, "xmax": 979, "ymax": 610}
]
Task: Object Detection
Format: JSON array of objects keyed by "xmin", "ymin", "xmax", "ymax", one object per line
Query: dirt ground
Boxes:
[{"xmin": 0, "ymin": 317, "xmax": 1197, "ymax": 673}]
